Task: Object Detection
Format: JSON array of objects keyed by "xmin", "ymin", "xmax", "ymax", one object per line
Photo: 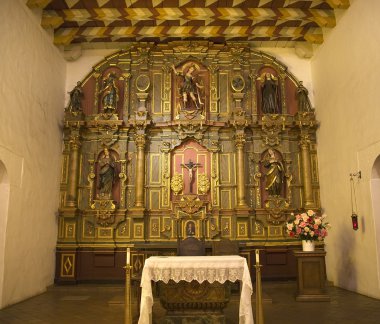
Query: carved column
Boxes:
[
  {"xmin": 161, "ymin": 142, "xmax": 171, "ymax": 208},
  {"xmin": 279, "ymin": 72, "xmax": 287, "ymax": 114},
  {"xmin": 93, "ymin": 71, "xmax": 101, "ymax": 113},
  {"xmin": 122, "ymin": 72, "xmax": 132, "ymax": 118},
  {"xmin": 235, "ymin": 134, "xmax": 248, "ymax": 208},
  {"xmin": 134, "ymin": 134, "xmax": 146, "ymax": 208},
  {"xmin": 119, "ymin": 160, "xmax": 127, "ymax": 208},
  {"xmin": 66, "ymin": 130, "xmax": 81, "ymax": 207},
  {"xmin": 249, "ymin": 71, "xmax": 258, "ymax": 121},
  {"xmin": 300, "ymin": 133, "xmax": 314, "ymax": 208},
  {"xmin": 209, "ymin": 63, "xmax": 219, "ymax": 115},
  {"xmin": 162, "ymin": 65, "xmax": 172, "ymax": 116}
]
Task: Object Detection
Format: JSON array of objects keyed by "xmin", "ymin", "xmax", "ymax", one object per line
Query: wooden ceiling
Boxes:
[{"xmin": 27, "ymin": 0, "xmax": 350, "ymax": 48}]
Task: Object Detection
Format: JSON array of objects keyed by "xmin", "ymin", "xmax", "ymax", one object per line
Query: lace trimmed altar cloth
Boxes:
[{"xmin": 138, "ymin": 255, "xmax": 254, "ymax": 324}]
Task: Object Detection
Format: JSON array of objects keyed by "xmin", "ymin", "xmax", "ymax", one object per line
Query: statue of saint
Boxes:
[
  {"xmin": 68, "ymin": 81, "xmax": 83, "ymax": 112},
  {"xmin": 264, "ymin": 149, "xmax": 284, "ymax": 196},
  {"xmin": 100, "ymin": 72, "xmax": 119, "ymax": 113},
  {"xmin": 98, "ymin": 147, "xmax": 116, "ymax": 199},
  {"xmin": 260, "ymin": 73, "xmax": 279, "ymax": 114},
  {"xmin": 296, "ymin": 81, "xmax": 312, "ymax": 112},
  {"xmin": 172, "ymin": 63, "xmax": 204, "ymax": 110}
]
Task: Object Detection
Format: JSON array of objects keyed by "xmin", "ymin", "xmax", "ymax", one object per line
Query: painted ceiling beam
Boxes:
[
  {"xmin": 42, "ymin": 8, "xmax": 335, "ymax": 29},
  {"xmin": 28, "ymin": 0, "xmax": 349, "ymax": 10},
  {"xmin": 54, "ymin": 25, "xmax": 323, "ymax": 45},
  {"xmin": 326, "ymin": 0, "xmax": 350, "ymax": 9},
  {"xmin": 26, "ymin": 0, "xmax": 52, "ymax": 9}
]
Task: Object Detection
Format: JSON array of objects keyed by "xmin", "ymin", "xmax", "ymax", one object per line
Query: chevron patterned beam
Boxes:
[
  {"xmin": 54, "ymin": 25, "xmax": 323, "ymax": 45},
  {"xmin": 27, "ymin": 0, "xmax": 350, "ymax": 10},
  {"xmin": 26, "ymin": 0, "xmax": 349, "ymax": 47},
  {"xmin": 42, "ymin": 8, "xmax": 335, "ymax": 29}
]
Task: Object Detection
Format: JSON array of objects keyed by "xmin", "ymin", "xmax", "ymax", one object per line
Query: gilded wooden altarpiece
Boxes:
[{"xmin": 56, "ymin": 41, "xmax": 320, "ymax": 283}]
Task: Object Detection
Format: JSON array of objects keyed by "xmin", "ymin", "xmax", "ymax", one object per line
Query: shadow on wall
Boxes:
[
  {"xmin": 371, "ymin": 155, "xmax": 380, "ymax": 287},
  {"xmin": 0, "ymin": 160, "xmax": 10, "ymax": 308},
  {"xmin": 335, "ymin": 223, "xmax": 357, "ymax": 291}
]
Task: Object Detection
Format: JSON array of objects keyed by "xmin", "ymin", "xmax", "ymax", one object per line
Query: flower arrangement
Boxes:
[{"xmin": 286, "ymin": 210, "xmax": 330, "ymax": 241}]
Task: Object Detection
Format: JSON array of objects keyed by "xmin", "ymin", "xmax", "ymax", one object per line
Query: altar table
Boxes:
[{"xmin": 138, "ymin": 255, "xmax": 254, "ymax": 324}]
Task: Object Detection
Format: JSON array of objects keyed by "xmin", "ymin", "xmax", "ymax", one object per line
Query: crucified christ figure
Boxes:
[{"xmin": 181, "ymin": 159, "xmax": 201, "ymax": 193}]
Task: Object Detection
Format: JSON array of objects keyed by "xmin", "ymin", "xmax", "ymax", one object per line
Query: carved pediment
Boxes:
[{"xmin": 178, "ymin": 195, "xmax": 204, "ymax": 214}]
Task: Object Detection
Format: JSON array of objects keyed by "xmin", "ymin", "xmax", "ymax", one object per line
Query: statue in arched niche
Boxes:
[
  {"xmin": 100, "ymin": 72, "xmax": 119, "ymax": 113},
  {"xmin": 263, "ymin": 149, "xmax": 284, "ymax": 196},
  {"xmin": 98, "ymin": 147, "xmax": 116, "ymax": 199},
  {"xmin": 172, "ymin": 62, "xmax": 204, "ymax": 111},
  {"xmin": 296, "ymin": 81, "xmax": 312, "ymax": 112},
  {"xmin": 258, "ymin": 72, "xmax": 280, "ymax": 114}
]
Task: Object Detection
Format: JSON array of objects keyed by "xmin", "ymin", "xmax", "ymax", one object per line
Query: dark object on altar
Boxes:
[
  {"xmin": 177, "ymin": 237, "xmax": 205, "ymax": 256},
  {"xmin": 212, "ymin": 239, "xmax": 239, "ymax": 256}
]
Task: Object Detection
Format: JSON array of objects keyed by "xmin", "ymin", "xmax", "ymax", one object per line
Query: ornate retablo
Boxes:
[{"xmin": 57, "ymin": 41, "xmax": 320, "ymax": 282}]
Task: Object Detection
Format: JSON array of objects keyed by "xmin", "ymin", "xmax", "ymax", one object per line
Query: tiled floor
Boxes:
[{"xmin": 1, "ymin": 281, "xmax": 380, "ymax": 324}]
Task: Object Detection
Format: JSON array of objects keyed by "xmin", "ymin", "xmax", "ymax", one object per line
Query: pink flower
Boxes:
[{"xmin": 287, "ymin": 211, "xmax": 330, "ymax": 242}]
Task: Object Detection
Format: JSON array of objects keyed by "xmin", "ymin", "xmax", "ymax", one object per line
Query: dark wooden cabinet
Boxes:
[{"xmin": 294, "ymin": 251, "xmax": 330, "ymax": 302}]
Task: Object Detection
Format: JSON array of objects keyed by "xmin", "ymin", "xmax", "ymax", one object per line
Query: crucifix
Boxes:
[{"xmin": 181, "ymin": 159, "xmax": 201, "ymax": 193}]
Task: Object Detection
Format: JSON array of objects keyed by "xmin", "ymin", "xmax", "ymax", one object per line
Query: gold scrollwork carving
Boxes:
[
  {"xmin": 261, "ymin": 114, "xmax": 286, "ymax": 146},
  {"xmin": 197, "ymin": 174, "xmax": 210, "ymax": 195},
  {"xmin": 264, "ymin": 196, "xmax": 289, "ymax": 225},
  {"xmin": 234, "ymin": 133, "xmax": 246, "ymax": 149},
  {"xmin": 178, "ymin": 195, "xmax": 204, "ymax": 214},
  {"xmin": 209, "ymin": 63, "xmax": 219, "ymax": 113},
  {"xmin": 134, "ymin": 134, "xmax": 146, "ymax": 148},
  {"xmin": 91, "ymin": 199, "xmax": 116, "ymax": 226},
  {"xmin": 170, "ymin": 174, "xmax": 184, "ymax": 195}
]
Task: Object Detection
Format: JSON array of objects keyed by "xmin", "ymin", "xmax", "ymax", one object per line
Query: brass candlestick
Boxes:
[
  {"xmin": 124, "ymin": 248, "xmax": 133, "ymax": 324},
  {"xmin": 255, "ymin": 249, "xmax": 265, "ymax": 324}
]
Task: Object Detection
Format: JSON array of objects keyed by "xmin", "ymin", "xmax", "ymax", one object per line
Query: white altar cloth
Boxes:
[{"xmin": 138, "ymin": 255, "xmax": 254, "ymax": 324}]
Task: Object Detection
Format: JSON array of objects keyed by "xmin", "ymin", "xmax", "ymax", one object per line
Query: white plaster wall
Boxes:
[
  {"xmin": 311, "ymin": 0, "xmax": 380, "ymax": 298},
  {"xmin": 0, "ymin": 0, "xmax": 66, "ymax": 308},
  {"xmin": 0, "ymin": 161, "xmax": 10, "ymax": 307}
]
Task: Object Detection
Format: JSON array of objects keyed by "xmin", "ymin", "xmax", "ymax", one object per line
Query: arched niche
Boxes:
[
  {"xmin": 171, "ymin": 140, "xmax": 211, "ymax": 197},
  {"xmin": 95, "ymin": 148, "xmax": 121, "ymax": 204},
  {"xmin": 260, "ymin": 149, "xmax": 286, "ymax": 204},
  {"xmin": 171, "ymin": 60, "xmax": 209, "ymax": 120},
  {"xmin": 0, "ymin": 160, "xmax": 10, "ymax": 307}
]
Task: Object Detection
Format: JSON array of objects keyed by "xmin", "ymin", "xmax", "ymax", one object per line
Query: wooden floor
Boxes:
[{"xmin": 1, "ymin": 281, "xmax": 380, "ymax": 323}]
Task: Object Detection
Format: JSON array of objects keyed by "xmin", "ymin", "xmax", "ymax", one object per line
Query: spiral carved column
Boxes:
[
  {"xmin": 235, "ymin": 134, "xmax": 248, "ymax": 208},
  {"xmin": 66, "ymin": 136, "xmax": 80, "ymax": 207},
  {"xmin": 300, "ymin": 134, "xmax": 314, "ymax": 208},
  {"xmin": 135, "ymin": 134, "xmax": 146, "ymax": 208}
]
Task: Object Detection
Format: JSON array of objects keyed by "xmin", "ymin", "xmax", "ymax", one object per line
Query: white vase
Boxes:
[{"xmin": 302, "ymin": 240, "xmax": 315, "ymax": 252}]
